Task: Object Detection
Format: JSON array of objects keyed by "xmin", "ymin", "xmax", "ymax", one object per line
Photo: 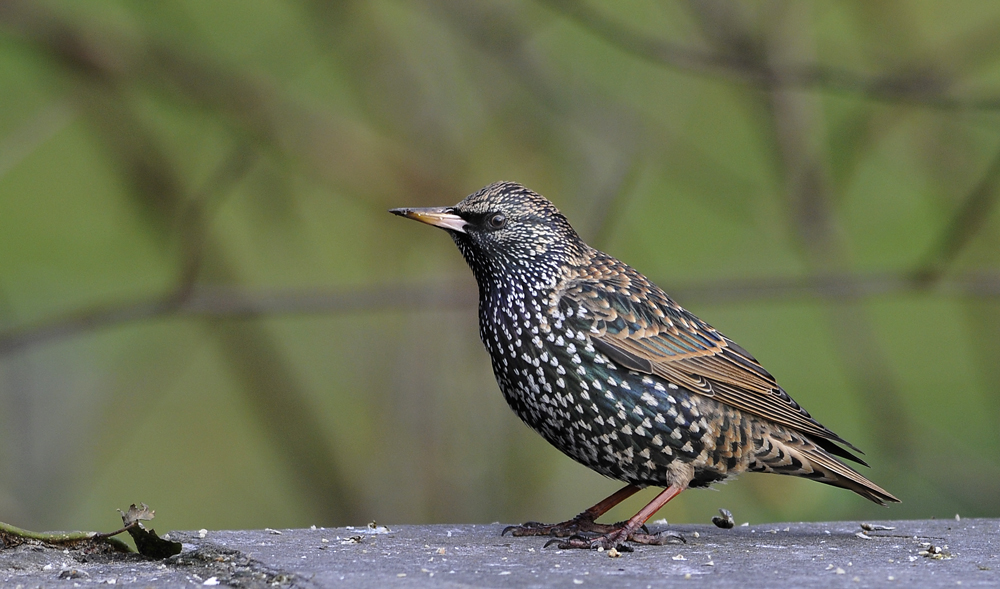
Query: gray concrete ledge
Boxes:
[{"xmin": 1, "ymin": 519, "xmax": 997, "ymax": 587}]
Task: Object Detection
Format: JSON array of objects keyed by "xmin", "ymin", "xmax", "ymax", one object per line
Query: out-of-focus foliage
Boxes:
[{"xmin": 1, "ymin": 0, "xmax": 999, "ymax": 532}]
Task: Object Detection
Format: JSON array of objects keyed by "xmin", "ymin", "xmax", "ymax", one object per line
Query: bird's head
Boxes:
[{"xmin": 391, "ymin": 181, "xmax": 586, "ymax": 286}]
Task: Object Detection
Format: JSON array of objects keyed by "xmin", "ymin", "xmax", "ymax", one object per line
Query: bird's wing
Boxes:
[{"xmin": 557, "ymin": 271, "xmax": 861, "ymax": 454}]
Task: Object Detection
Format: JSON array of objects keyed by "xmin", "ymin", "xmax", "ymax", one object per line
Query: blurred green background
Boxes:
[{"xmin": 1, "ymin": 1, "xmax": 999, "ymax": 535}]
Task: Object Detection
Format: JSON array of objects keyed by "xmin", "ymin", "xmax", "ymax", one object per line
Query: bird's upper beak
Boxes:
[{"xmin": 390, "ymin": 207, "xmax": 468, "ymax": 234}]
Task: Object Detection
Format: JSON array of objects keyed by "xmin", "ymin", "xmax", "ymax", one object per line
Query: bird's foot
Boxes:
[
  {"xmin": 543, "ymin": 528, "xmax": 685, "ymax": 551},
  {"xmin": 502, "ymin": 514, "xmax": 640, "ymax": 538}
]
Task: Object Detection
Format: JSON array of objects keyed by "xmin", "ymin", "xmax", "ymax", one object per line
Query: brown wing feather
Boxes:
[{"xmin": 559, "ymin": 260, "xmax": 862, "ymax": 454}]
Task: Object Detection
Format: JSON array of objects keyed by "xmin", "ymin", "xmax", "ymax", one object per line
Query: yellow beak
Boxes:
[{"xmin": 390, "ymin": 207, "xmax": 468, "ymax": 233}]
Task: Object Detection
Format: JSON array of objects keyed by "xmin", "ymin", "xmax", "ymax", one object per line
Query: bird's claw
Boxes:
[
  {"xmin": 501, "ymin": 515, "xmax": 627, "ymax": 538},
  {"xmin": 544, "ymin": 531, "xmax": 633, "ymax": 551},
  {"xmin": 542, "ymin": 528, "xmax": 684, "ymax": 550}
]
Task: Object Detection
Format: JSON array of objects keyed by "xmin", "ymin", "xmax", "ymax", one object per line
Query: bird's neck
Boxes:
[{"xmin": 471, "ymin": 257, "xmax": 560, "ymax": 326}]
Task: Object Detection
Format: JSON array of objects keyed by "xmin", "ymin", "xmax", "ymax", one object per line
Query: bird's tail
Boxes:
[{"xmin": 750, "ymin": 422, "xmax": 900, "ymax": 506}]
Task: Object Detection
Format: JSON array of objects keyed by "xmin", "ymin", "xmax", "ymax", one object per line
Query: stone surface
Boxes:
[{"xmin": 1, "ymin": 519, "xmax": 997, "ymax": 587}]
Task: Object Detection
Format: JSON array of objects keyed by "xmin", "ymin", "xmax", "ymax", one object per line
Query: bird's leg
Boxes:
[
  {"xmin": 502, "ymin": 484, "xmax": 641, "ymax": 538},
  {"xmin": 545, "ymin": 484, "xmax": 686, "ymax": 550}
]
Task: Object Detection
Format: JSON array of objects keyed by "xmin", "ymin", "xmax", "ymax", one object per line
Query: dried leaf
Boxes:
[{"xmin": 118, "ymin": 503, "xmax": 155, "ymax": 528}]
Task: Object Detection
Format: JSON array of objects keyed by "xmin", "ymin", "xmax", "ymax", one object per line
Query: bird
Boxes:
[{"xmin": 390, "ymin": 181, "xmax": 899, "ymax": 551}]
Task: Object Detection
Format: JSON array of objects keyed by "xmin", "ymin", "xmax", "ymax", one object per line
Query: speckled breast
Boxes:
[{"xmin": 478, "ymin": 287, "xmax": 756, "ymax": 488}]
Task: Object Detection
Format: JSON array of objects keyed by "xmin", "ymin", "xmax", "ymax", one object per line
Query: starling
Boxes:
[{"xmin": 390, "ymin": 181, "xmax": 899, "ymax": 550}]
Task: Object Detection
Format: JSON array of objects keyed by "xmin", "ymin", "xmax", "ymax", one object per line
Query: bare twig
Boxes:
[
  {"xmin": 539, "ymin": 0, "xmax": 1000, "ymax": 111},
  {"xmin": 0, "ymin": 520, "xmax": 130, "ymax": 552}
]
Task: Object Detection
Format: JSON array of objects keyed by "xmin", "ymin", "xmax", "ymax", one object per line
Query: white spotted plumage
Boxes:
[{"xmin": 392, "ymin": 181, "xmax": 899, "ymax": 508}]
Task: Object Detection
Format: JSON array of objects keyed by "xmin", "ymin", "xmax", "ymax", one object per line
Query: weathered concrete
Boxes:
[{"xmin": 1, "ymin": 519, "xmax": 997, "ymax": 587}]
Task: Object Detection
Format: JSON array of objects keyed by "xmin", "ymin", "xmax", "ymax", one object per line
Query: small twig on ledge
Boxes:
[
  {"xmin": 0, "ymin": 520, "xmax": 131, "ymax": 553},
  {"xmin": 0, "ymin": 503, "xmax": 181, "ymax": 559}
]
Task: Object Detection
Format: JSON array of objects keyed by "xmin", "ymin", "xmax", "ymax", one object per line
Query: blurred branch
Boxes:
[
  {"xmin": 671, "ymin": 272, "xmax": 1000, "ymax": 302},
  {"xmin": 429, "ymin": 0, "xmax": 650, "ymax": 186},
  {"xmin": 0, "ymin": 283, "xmax": 475, "ymax": 358},
  {"xmin": 0, "ymin": 0, "xmax": 457, "ymax": 208},
  {"xmin": 912, "ymin": 146, "xmax": 1000, "ymax": 285},
  {"xmin": 583, "ymin": 157, "xmax": 644, "ymax": 249},
  {"xmin": 736, "ymin": 3, "xmax": 915, "ymax": 471},
  {"xmin": 172, "ymin": 144, "xmax": 260, "ymax": 298},
  {"xmin": 0, "ymin": 0, "xmax": 438, "ymax": 524},
  {"xmin": 7, "ymin": 272, "xmax": 1000, "ymax": 358},
  {"xmin": 539, "ymin": 0, "xmax": 1000, "ymax": 111},
  {"xmin": 210, "ymin": 319, "xmax": 363, "ymax": 525},
  {"xmin": 0, "ymin": 0, "xmax": 369, "ymax": 520}
]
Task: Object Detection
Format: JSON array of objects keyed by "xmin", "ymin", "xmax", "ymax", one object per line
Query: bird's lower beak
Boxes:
[{"xmin": 389, "ymin": 207, "xmax": 468, "ymax": 234}]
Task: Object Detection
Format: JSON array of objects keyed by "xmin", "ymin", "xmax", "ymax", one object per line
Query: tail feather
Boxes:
[{"xmin": 751, "ymin": 424, "xmax": 899, "ymax": 506}]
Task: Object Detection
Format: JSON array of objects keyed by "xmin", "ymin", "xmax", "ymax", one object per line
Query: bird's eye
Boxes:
[{"xmin": 486, "ymin": 212, "xmax": 507, "ymax": 230}]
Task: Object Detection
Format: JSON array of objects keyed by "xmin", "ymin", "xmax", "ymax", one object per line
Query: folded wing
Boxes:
[{"xmin": 559, "ymin": 267, "xmax": 865, "ymax": 464}]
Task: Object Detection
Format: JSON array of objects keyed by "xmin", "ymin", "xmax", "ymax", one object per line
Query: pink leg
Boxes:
[
  {"xmin": 547, "ymin": 484, "xmax": 686, "ymax": 550},
  {"xmin": 502, "ymin": 484, "xmax": 641, "ymax": 538}
]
